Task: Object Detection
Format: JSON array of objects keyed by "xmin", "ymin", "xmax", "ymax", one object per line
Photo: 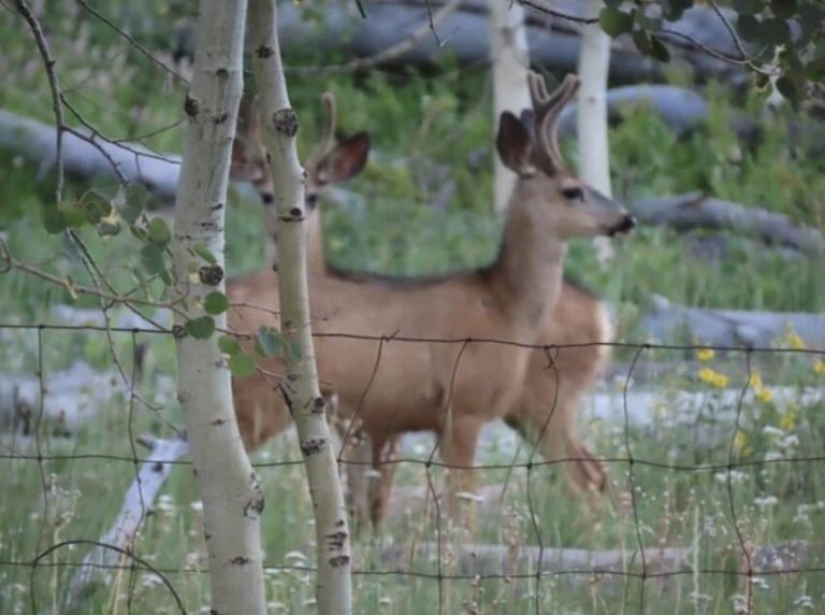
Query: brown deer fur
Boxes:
[{"xmin": 226, "ymin": 73, "xmax": 634, "ymax": 532}]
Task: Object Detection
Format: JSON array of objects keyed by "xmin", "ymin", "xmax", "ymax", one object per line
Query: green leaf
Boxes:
[
  {"xmin": 775, "ymin": 75, "xmax": 800, "ymax": 110},
  {"xmin": 229, "ymin": 353, "xmax": 256, "ymax": 378},
  {"xmin": 599, "ymin": 6, "xmax": 634, "ymax": 37},
  {"xmin": 185, "ymin": 315, "xmax": 215, "ymax": 340},
  {"xmin": 806, "ymin": 56, "xmax": 825, "ymax": 81},
  {"xmin": 121, "ymin": 184, "xmax": 148, "ymax": 224},
  {"xmin": 737, "ymin": 14, "xmax": 762, "ymax": 41},
  {"xmin": 649, "ymin": 35, "xmax": 671, "ymax": 63},
  {"xmin": 58, "ymin": 202, "xmax": 92, "ymax": 229},
  {"xmin": 191, "ymin": 243, "xmax": 217, "ymax": 264},
  {"xmin": 660, "ymin": 0, "xmax": 692, "ymax": 22},
  {"xmin": 256, "ymin": 326, "xmax": 283, "ymax": 357},
  {"xmin": 42, "ymin": 206, "xmax": 67, "ymax": 234},
  {"xmin": 760, "ymin": 18, "xmax": 791, "ymax": 45},
  {"xmin": 632, "ymin": 29, "xmax": 652, "ymax": 56},
  {"xmin": 89, "ymin": 173, "xmax": 121, "ymax": 201},
  {"xmin": 218, "ymin": 334, "xmax": 241, "ymax": 355},
  {"xmin": 82, "ymin": 195, "xmax": 112, "ymax": 225},
  {"xmin": 97, "ymin": 221, "xmax": 122, "ymax": 238},
  {"xmin": 147, "ymin": 217, "xmax": 172, "ymax": 247},
  {"xmin": 140, "ymin": 243, "xmax": 167, "ymax": 276},
  {"xmin": 204, "ymin": 291, "xmax": 230, "ymax": 315},
  {"xmin": 754, "ymin": 71, "xmax": 771, "ymax": 90},
  {"xmin": 130, "ymin": 225, "xmax": 149, "ymax": 242},
  {"xmin": 769, "ymin": 0, "xmax": 797, "ymax": 20},
  {"xmin": 732, "ymin": 0, "xmax": 765, "ymax": 15}
]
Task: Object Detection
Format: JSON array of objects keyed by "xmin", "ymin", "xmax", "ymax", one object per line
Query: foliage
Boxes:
[
  {"xmin": 1, "ymin": 3, "xmax": 825, "ymax": 612},
  {"xmin": 598, "ymin": 0, "xmax": 825, "ymax": 109},
  {"xmin": 2, "ymin": 335, "xmax": 825, "ymax": 612}
]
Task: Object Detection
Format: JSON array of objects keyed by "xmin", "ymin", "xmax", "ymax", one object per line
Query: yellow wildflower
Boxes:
[
  {"xmin": 813, "ymin": 359, "xmax": 825, "ymax": 376},
  {"xmin": 697, "ymin": 367, "xmax": 729, "ymax": 388},
  {"xmin": 786, "ymin": 330, "xmax": 806, "ymax": 350},
  {"xmin": 733, "ymin": 430, "xmax": 748, "ymax": 454},
  {"xmin": 779, "ymin": 406, "xmax": 798, "ymax": 432},
  {"xmin": 755, "ymin": 388, "xmax": 774, "ymax": 403},
  {"xmin": 748, "ymin": 370, "xmax": 764, "ymax": 391},
  {"xmin": 696, "ymin": 348, "xmax": 715, "ymax": 362}
]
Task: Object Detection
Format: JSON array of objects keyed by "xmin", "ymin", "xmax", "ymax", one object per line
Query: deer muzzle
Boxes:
[{"xmin": 607, "ymin": 214, "xmax": 637, "ymax": 237}]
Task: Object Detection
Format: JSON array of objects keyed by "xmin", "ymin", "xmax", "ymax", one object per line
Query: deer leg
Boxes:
[
  {"xmin": 439, "ymin": 415, "xmax": 483, "ymax": 532},
  {"xmin": 368, "ymin": 435, "xmax": 400, "ymax": 535},
  {"xmin": 325, "ymin": 396, "xmax": 373, "ymax": 538},
  {"xmin": 508, "ymin": 391, "xmax": 606, "ymax": 508}
]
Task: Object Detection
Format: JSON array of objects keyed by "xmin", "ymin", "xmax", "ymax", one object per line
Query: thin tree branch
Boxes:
[
  {"xmin": 14, "ymin": 0, "xmax": 65, "ymax": 202},
  {"xmin": 516, "ymin": 0, "xmax": 599, "ymax": 24},
  {"xmin": 289, "ymin": 0, "xmax": 463, "ymax": 74},
  {"xmin": 75, "ymin": 0, "xmax": 189, "ymax": 85}
]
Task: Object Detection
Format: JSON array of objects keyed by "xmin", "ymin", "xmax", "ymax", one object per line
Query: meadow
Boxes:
[{"xmin": 1, "ymin": 5, "xmax": 825, "ymax": 614}]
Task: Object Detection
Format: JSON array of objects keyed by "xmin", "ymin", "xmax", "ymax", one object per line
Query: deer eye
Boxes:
[
  {"xmin": 561, "ymin": 186, "xmax": 584, "ymax": 202},
  {"xmin": 306, "ymin": 193, "xmax": 319, "ymax": 210}
]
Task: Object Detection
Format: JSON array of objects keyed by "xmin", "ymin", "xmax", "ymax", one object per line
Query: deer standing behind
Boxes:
[{"xmin": 226, "ymin": 72, "xmax": 635, "ymax": 532}]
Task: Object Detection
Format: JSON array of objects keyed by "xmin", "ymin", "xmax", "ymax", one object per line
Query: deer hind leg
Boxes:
[
  {"xmin": 368, "ymin": 435, "xmax": 400, "ymax": 535},
  {"xmin": 509, "ymin": 386, "xmax": 606, "ymax": 509},
  {"xmin": 563, "ymin": 434, "xmax": 607, "ymax": 510},
  {"xmin": 324, "ymin": 395, "xmax": 373, "ymax": 537},
  {"xmin": 439, "ymin": 414, "xmax": 484, "ymax": 533}
]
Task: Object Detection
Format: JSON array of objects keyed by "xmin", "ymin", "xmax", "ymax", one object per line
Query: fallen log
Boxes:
[
  {"xmin": 65, "ymin": 435, "xmax": 190, "ymax": 610},
  {"xmin": 4, "ymin": 107, "xmax": 820, "ymax": 253},
  {"xmin": 555, "ymin": 84, "xmax": 765, "ymax": 147},
  {"xmin": 628, "ymin": 192, "xmax": 825, "ymax": 256},
  {"xmin": 372, "ymin": 537, "xmax": 822, "ymax": 581},
  {"xmin": 0, "ymin": 109, "xmax": 259, "ymax": 207},
  {"xmin": 278, "ymin": 0, "xmax": 749, "ymax": 86},
  {"xmin": 634, "ymin": 295, "xmax": 825, "ymax": 350}
]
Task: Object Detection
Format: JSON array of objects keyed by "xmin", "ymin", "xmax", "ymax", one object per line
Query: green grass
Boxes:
[
  {"xmin": 1, "ymin": 4, "xmax": 825, "ymax": 613},
  {"xmin": 3, "ymin": 350, "xmax": 825, "ymax": 613}
]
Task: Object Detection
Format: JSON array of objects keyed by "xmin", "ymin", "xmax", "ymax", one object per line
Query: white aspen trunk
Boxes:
[
  {"xmin": 171, "ymin": 1, "xmax": 267, "ymax": 613},
  {"xmin": 489, "ymin": 0, "xmax": 531, "ymax": 214},
  {"xmin": 247, "ymin": 1, "xmax": 353, "ymax": 613},
  {"xmin": 577, "ymin": 0, "xmax": 615, "ymax": 264}
]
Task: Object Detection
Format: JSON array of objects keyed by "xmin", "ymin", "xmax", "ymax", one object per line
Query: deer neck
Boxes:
[
  {"xmin": 262, "ymin": 208, "xmax": 326, "ymax": 276},
  {"xmin": 486, "ymin": 182, "xmax": 567, "ymax": 325}
]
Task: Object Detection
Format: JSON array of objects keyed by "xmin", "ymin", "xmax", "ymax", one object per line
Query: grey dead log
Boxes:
[
  {"xmin": 634, "ymin": 295, "xmax": 825, "ymax": 350},
  {"xmin": 0, "ymin": 109, "xmax": 182, "ymax": 203},
  {"xmin": 556, "ymin": 85, "xmax": 764, "ymax": 146},
  {"xmin": 65, "ymin": 435, "xmax": 189, "ymax": 610},
  {"xmin": 278, "ymin": 1, "xmax": 747, "ymax": 86},
  {"xmin": 627, "ymin": 192, "xmax": 825, "ymax": 257},
  {"xmin": 373, "ymin": 537, "xmax": 820, "ymax": 580},
  {"xmin": 0, "ymin": 109, "xmax": 259, "ymax": 206}
]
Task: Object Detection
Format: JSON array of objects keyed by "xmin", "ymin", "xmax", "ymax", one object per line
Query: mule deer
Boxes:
[
  {"xmin": 230, "ymin": 90, "xmax": 370, "ymax": 272},
  {"xmin": 227, "ymin": 71, "xmax": 635, "ymax": 531}
]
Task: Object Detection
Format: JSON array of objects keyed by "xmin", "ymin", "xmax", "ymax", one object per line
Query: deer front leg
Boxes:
[{"xmin": 439, "ymin": 415, "xmax": 484, "ymax": 533}]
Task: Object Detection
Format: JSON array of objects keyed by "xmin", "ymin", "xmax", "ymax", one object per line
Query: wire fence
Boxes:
[{"xmin": 2, "ymin": 320, "xmax": 825, "ymax": 614}]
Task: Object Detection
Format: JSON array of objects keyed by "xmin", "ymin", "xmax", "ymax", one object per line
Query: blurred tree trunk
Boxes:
[
  {"xmin": 489, "ymin": 0, "xmax": 531, "ymax": 214},
  {"xmin": 247, "ymin": 0, "xmax": 353, "ymax": 613},
  {"xmin": 576, "ymin": 0, "xmax": 615, "ymax": 264},
  {"xmin": 170, "ymin": 0, "xmax": 267, "ymax": 613}
]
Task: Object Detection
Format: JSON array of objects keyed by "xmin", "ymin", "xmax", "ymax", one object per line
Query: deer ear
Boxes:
[
  {"xmin": 496, "ymin": 112, "xmax": 533, "ymax": 175},
  {"xmin": 318, "ymin": 131, "xmax": 371, "ymax": 185},
  {"xmin": 519, "ymin": 109, "xmax": 535, "ymax": 132}
]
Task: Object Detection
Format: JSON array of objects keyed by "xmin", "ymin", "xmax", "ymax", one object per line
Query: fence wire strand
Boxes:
[{"xmin": 1, "ymin": 321, "xmax": 824, "ymax": 614}]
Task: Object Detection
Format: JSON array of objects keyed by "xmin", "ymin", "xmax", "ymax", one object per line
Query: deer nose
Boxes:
[{"xmin": 608, "ymin": 214, "xmax": 637, "ymax": 237}]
